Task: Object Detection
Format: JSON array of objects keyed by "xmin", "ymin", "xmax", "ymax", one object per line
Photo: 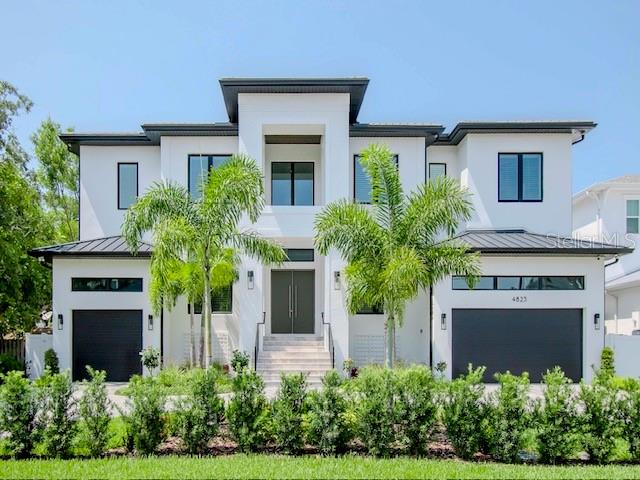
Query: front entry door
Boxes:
[{"xmin": 271, "ymin": 270, "xmax": 314, "ymax": 334}]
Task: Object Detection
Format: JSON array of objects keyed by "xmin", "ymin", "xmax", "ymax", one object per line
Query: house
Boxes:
[
  {"xmin": 573, "ymin": 175, "xmax": 640, "ymax": 335},
  {"xmin": 29, "ymin": 77, "xmax": 631, "ymax": 384}
]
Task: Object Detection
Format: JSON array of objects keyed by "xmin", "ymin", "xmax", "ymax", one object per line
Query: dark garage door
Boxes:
[
  {"xmin": 73, "ymin": 310, "xmax": 143, "ymax": 382},
  {"xmin": 452, "ymin": 308, "xmax": 582, "ymax": 382}
]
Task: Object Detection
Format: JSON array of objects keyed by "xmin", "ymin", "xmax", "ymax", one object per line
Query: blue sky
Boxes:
[{"xmin": 3, "ymin": 0, "xmax": 638, "ymax": 191}]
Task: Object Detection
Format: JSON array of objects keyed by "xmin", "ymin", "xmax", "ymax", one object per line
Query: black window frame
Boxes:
[
  {"xmin": 428, "ymin": 162, "xmax": 447, "ymax": 180},
  {"xmin": 117, "ymin": 162, "xmax": 139, "ymax": 210},
  {"xmin": 356, "ymin": 304, "xmax": 384, "ymax": 315},
  {"xmin": 188, "ymin": 283, "xmax": 233, "ymax": 314},
  {"xmin": 498, "ymin": 152, "xmax": 543, "ymax": 203},
  {"xmin": 452, "ymin": 275, "xmax": 585, "ymax": 291},
  {"xmin": 270, "ymin": 162, "xmax": 315, "ymax": 206},
  {"xmin": 187, "ymin": 154, "xmax": 233, "ymax": 198},
  {"xmin": 284, "ymin": 249, "xmax": 315, "ymax": 262},
  {"xmin": 71, "ymin": 277, "xmax": 143, "ymax": 292},
  {"xmin": 353, "ymin": 154, "xmax": 399, "ymax": 204}
]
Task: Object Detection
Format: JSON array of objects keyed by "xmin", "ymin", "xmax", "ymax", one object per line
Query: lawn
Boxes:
[{"xmin": 1, "ymin": 455, "xmax": 640, "ymax": 479}]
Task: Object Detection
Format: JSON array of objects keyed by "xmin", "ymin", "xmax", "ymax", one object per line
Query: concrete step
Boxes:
[
  {"xmin": 257, "ymin": 365, "xmax": 331, "ymax": 373},
  {"xmin": 257, "ymin": 359, "xmax": 332, "ymax": 367},
  {"xmin": 258, "ymin": 351, "xmax": 330, "ymax": 360},
  {"xmin": 262, "ymin": 345, "xmax": 326, "ymax": 352},
  {"xmin": 263, "ymin": 339, "xmax": 324, "ymax": 346}
]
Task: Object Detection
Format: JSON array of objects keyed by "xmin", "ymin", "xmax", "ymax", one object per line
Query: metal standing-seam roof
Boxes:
[
  {"xmin": 448, "ymin": 229, "xmax": 633, "ymax": 256},
  {"xmin": 28, "ymin": 236, "xmax": 152, "ymax": 262}
]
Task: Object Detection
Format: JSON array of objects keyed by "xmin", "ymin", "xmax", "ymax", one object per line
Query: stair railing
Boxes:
[
  {"xmin": 321, "ymin": 311, "xmax": 335, "ymax": 369},
  {"xmin": 254, "ymin": 311, "xmax": 266, "ymax": 370}
]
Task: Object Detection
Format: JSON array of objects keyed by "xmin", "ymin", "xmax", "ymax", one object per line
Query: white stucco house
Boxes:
[
  {"xmin": 573, "ymin": 175, "xmax": 640, "ymax": 335},
  {"xmin": 29, "ymin": 77, "xmax": 631, "ymax": 384}
]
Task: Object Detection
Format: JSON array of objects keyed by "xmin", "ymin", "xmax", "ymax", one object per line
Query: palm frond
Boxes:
[
  {"xmin": 231, "ymin": 231, "xmax": 287, "ymax": 265},
  {"xmin": 420, "ymin": 244, "xmax": 481, "ymax": 287}
]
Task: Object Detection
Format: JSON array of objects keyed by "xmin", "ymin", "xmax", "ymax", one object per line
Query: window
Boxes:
[
  {"xmin": 271, "ymin": 162, "xmax": 314, "ymax": 206},
  {"xmin": 117, "ymin": 163, "xmax": 138, "ymax": 209},
  {"xmin": 428, "ymin": 163, "xmax": 447, "ymax": 181},
  {"xmin": 356, "ymin": 304, "xmax": 384, "ymax": 314},
  {"xmin": 452, "ymin": 275, "xmax": 584, "ymax": 290},
  {"xmin": 284, "ymin": 249, "xmax": 314, "ymax": 262},
  {"xmin": 72, "ymin": 278, "xmax": 143, "ymax": 292},
  {"xmin": 627, "ymin": 199, "xmax": 639, "ymax": 234},
  {"xmin": 189, "ymin": 284, "xmax": 233, "ymax": 314},
  {"xmin": 354, "ymin": 154, "xmax": 399, "ymax": 204},
  {"xmin": 498, "ymin": 153, "xmax": 542, "ymax": 202},
  {"xmin": 188, "ymin": 154, "xmax": 232, "ymax": 199}
]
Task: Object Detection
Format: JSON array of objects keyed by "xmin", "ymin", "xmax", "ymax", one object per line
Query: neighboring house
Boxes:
[
  {"xmin": 29, "ymin": 77, "xmax": 631, "ymax": 384},
  {"xmin": 573, "ymin": 175, "xmax": 640, "ymax": 335}
]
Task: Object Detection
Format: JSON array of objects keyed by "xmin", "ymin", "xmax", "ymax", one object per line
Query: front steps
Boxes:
[{"xmin": 257, "ymin": 336, "xmax": 332, "ymax": 389}]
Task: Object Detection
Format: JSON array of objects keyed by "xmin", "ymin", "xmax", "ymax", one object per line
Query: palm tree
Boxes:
[
  {"xmin": 123, "ymin": 154, "xmax": 286, "ymax": 368},
  {"xmin": 314, "ymin": 144, "xmax": 479, "ymax": 368}
]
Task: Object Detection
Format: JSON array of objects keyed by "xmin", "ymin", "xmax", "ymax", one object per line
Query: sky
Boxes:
[{"xmin": 2, "ymin": 0, "xmax": 639, "ymax": 191}]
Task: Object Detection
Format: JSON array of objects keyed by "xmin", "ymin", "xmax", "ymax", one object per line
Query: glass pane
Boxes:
[
  {"xmin": 452, "ymin": 276, "xmax": 494, "ymax": 290},
  {"xmin": 522, "ymin": 277, "xmax": 541, "ymax": 290},
  {"xmin": 285, "ymin": 249, "xmax": 314, "ymax": 262},
  {"xmin": 293, "ymin": 163, "xmax": 314, "ymax": 205},
  {"xmin": 212, "ymin": 285, "xmax": 232, "ymax": 313},
  {"xmin": 118, "ymin": 164, "xmax": 137, "ymax": 208},
  {"xmin": 354, "ymin": 156, "xmax": 371, "ymax": 204},
  {"xmin": 357, "ymin": 304, "xmax": 384, "ymax": 314},
  {"xmin": 522, "ymin": 154, "xmax": 542, "ymax": 200},
  {"xmin": 540, "ymin": 276, "xmax": 584, "ymax": 290},
  {"xmin": 498, "ymin": 154, "xmax": 519, "ymax": 200},
  {"xmin": 497, "ymin": 277, "xmax": 520, "ymax": 290},
  {"xmin": 271, "ymin": 162, "xmax": 292, "ymax": 205},
  {"xmin": 71, "ymin": 277, "xmax": 142, "ymax": 292},
  {"xmin": 627, "ymin": 217, "xmax": 639, "ymax": 234},
  {"xmin": 429, "ymin": 163, "xmax": 446, "ymax": 180},
  {"xmin": 627, "ymin": 199, "xmax": 640, "ymax": 217},
  {"xmin": 117, "ymin": 278, "xmax": 143, "ymax": 292},
  {"xmin": 210, "ymin": 155, "xmax": 231, "ymax": 169},
  {"xmin": 188, "ymin": 155, "xmax": 208, "ymax": 199}
]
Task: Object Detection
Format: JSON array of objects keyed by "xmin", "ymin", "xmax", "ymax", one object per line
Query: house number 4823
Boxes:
[{"xmin": 512, "ymin": 296, "xmax": 527, "ymax": 303}]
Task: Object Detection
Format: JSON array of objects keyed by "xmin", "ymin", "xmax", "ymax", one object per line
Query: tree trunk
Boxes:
[
  {"xmin": 203, "ymin": 270, "xmax": 212, "ymax": 369},
  {"xmin": 385, "ymin": 314, "xmax": 395, "ymax": 368},
  {"xmin": 199, "ymin": 308, "xmax": 205, "ymax": 368},
  {"xmin": 189, "ymin": 303, "xmax": 196, "ymax": 368}
]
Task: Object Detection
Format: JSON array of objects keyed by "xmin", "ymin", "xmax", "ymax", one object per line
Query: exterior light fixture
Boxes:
[
  {"xmin": 441, "ymin": 313, "xmax": 447, "ymax": 330},
  {"xmin": 247, "ymin": 270, "xmax": 254, "ymax": 290},
  {"xmin": 594, "ymin": 313, "xmax": 600, "ymax": 330},
  {"xmin": 333, "ymin": 271, "xmax": 341, "ymax": 290},
  {"xmin": 148, "ymin": 314, "xmax": 154, "ymax": 330},
  {"xmin": 57, "ymin": 313, "xmax": 63, "ymax": 330}
]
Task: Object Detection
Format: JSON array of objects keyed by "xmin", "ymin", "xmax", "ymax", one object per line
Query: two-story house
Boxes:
[
  {"xmin": 30, "ymin": 77, "xmax": 630, "ymax": 384},
  {"xmin": 573, "ymin": 175, "xmax": 640, "ymax": 334}
]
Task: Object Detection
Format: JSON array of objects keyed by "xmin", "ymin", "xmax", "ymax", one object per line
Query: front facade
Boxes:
[
  {"xmin": 31, "ymin": 78, "xmax": 629, "ymax": 383},
  {"xmin": 573, "ymin": 176, "xmax": 640, "ymax": 334}
]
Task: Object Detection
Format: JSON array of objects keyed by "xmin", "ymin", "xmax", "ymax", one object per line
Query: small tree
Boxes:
[
  {"xmin": 78, "ymin": 367, "xmax": 111, "ymax": 457},
  {"xmin": 43, "ymin": 348, "xmax": 59, "ymax": 374},
  {"xmin": 226, "ymin": 366, "xmax": 269, "ymax": 452},
  {"xmin": 271, "ymin": 372, "xmax": 308, "ymax": 454},
  {"xmin": 579, "ymin": 377, "xmax": 621, "ymax": 464},
  {"xmin": 35, "ymin": 370, "xmax": 76, "ymax": 458},
  {"xmin": 125, "ymin": 377, "xmax": 166, "ymax": 455},
  {"xmin": 598, "ymin": 346, "xmax": 615, "ymax": 381},
  {"xmin": 0, "ymin": 371, "xmax": 37, "ymax": 457},
  {"xmin": 140, "ymin": 346, "xmax": 161, "ymax": 376},
  {"xmin": 621, "ymin": 379, "xmax": 640, "ymax": 462}
]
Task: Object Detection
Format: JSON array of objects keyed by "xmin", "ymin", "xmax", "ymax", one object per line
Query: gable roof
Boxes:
[
  {"xmin": 573, "ymin": 175, "xmax": 640, "ymax": 203},
  {"xmin": 449, "ymin": 229, "xmax": 632, "ymax": 256},
  {"xmin": 29, "ymin": 236, "xmax": 152, "ymax": 262}
]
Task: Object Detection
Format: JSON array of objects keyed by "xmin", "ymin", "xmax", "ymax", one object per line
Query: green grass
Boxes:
[{"xmin": 1, "ymin": 455, "xmax": 640, "ymax": 479}]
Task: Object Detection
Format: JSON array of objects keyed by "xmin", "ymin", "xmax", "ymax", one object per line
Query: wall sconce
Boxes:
[
  {"xmin": 594, "ymin": 313, "xmax": 600, "ymax": 330},
  {"xmin": 333, "ymin": 271, "xmax": 341, "ymax": 290},
  {"xmin": 57, "ymin": 313, "xmax": 63, "ymax": 330},
  {"xmin": 148, "ymin": 314, "xmax": 154, "ymax": 331},
  {"xmin": 247, "ymin": 270, "xmax": 254, "ymax": 290},
  {"xmin": 441, "ymin": 313, "xmax": 447, "ymax": 330}
]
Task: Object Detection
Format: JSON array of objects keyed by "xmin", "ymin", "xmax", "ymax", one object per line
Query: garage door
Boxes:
[
  {"xmin": 73, "ymin": 310, "xmax": 143, "ymax": 382},
  {"xmin": 452, "ymin": 308, "xmax": 582, "ymax": 382}
]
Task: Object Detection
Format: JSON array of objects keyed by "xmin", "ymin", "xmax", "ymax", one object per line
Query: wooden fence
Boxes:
[{"xmin": 0, "ymin": 337, "xmax": 26, "ymax": 362}]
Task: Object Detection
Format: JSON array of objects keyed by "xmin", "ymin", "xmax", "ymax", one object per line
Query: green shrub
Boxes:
[
  {"xmin": 442, "ymin": 366, "xmax": 487, "ymax": 460},
  {"xmin": 579, "ymin": 376, "xmax": 622, "ymax": 464},
  {"xmin": 395, "ymin": 366, "xmax": 438, "ymax": 456},
  {"xmin": 271, "ymin": 372, "xmax": 308, "ymax": 454},
  {"xmin": 231, "ymin": 350, "xmax": 250, "ymax": 372},
  {"xmin": 484, "ymin": 372, "xmax": 531, "ymax": 463},
  {"xmin": 78, "ymin": 367, "xmax": 111, "ymax": 457},
  {"xmin": 35, "ymin": 370, "xmax": 76, "ymax": 458},
  {"xmin": 621, "ymin": 379, "xmax": 640, "ymax": 461},
  {"xmin": 226, "ymin": 367, "xmax": 268, "ymax": 452},
  {"xmin": 536, "ymin": 367, "xmax": 580, "ymax": 464},
  {"xmin": 0, "ymin": 371, "xmax": 37, "ymax": 457},
  {"xmin": 0, "ymin": 353, "xmax": 24, "ymax": 378},
  {"xmin": 305, "ymin": 370, "xmax": 352, "ymax": 455},
  {"xmin": 599, "ymin": 347, "xmax": 615, "ymax": 381},
  {"xmin": 125, "ymin": 377, "xmax": 166, "ymax": 455},
  {"xmin": 43, "ymin": 349, "xmax": 59, "ymax": 374},
  {"xmin": 174, "ymin": 367, "xmax": 224, "ymax": 454},
  {"xmin": 139, "ymin": 347, "xmax": 161, "ymax": 376}
]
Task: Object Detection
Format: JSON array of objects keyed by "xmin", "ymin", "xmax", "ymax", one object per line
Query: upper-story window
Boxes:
[
  {"xmin": 498, "ymin": 153, "xmax": 543, "ymax": 202},
  {"xmin": 117, "ymin": 163, "xmax": 138, "ymax": 209},
  {"xmin": 428, "ymin": 163, "xmax": 447, "ymax": 181},
  {"xmin": 354, "ymin": 154, "xmax": 399, "ymax": 204},
  {"xmin": 271, "ymin": 162, "xmax": 314, "ymax": 206},
  {"xmin": 188, "ymin": 154, "xmax": 232, "ymax": 199},
  {"xmin": 627, "ymin": 199, "xmax": 640, "ymax": 234}
]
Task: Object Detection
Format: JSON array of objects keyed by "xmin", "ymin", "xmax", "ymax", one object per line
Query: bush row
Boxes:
[{"xmin": 1, "ymin": 358, "xmax": 640, "ymax": 463}]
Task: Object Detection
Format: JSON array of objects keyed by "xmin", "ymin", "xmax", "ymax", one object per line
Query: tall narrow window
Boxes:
[
  {"xmin": 271, "ymin": 162, "xmax": 314, "ymax": 206},
  {"xmin": 118, "ymin": 163, "xmax": 138, "ymax": 209},
  {"xmin": 627, "ymin": 199, "xmax": 640, "ymax": 234},
  {"xmin": 498, "ymin": 153, "xmax": 543, "ymax": 202},
  {"xmin": 428, "ymin": 163, "xmax": 446, "ymax": 181},
  {"xmin": 188, "ymin": 154, "xmax": 232, "ymax": 198},
  {"xmin": 354, "ymin": 154, "xmax": 398, "ymax": 204}
]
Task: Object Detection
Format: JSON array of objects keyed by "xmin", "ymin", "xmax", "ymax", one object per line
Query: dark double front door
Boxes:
[{"xmin": 271, "ymin": 270, "xmax": 314, "ymax": 334}]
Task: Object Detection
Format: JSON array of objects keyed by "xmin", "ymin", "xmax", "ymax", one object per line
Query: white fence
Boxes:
[{"xmin": 606, "ymin": 333, "xmax": 640, "ymax": 378}]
